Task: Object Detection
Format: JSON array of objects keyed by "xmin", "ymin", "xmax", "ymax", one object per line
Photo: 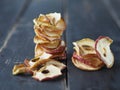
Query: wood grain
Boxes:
[
  {"xmin": 0, "ymin": 0, "xmax": 66, "ymax": 90},
  {"xmin": 0, "ymin": 0, "xmax": 120, "ymax": 90},
  {"xmin": 67, "ymin": 0, "xmax": 120, "ymax": 90}
]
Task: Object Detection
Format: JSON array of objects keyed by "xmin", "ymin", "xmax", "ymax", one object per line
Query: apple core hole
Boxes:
[{"xmin": 42, "ymin": 70, "xmax": 49, "ymax": 74}]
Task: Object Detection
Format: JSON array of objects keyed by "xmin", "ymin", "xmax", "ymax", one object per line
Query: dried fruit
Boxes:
[
  {"xmin": 32, "ymin": 64, "xmax": 62, "ymax": 81},
  {"xmin": 12, "ymin": 12, "xmax": 66, "ymax": 82},
  {"xmin": 72, "ymin": 36, "xmax": 114, "ymax": 71},
  {"xmin": 12, "ymin": 64, "xmax": 33, "ymax": 75},
  {"xmin": 95, "ymin": 36, "xmax": 114, "ymax": 68},
  {"xmin": 33, "ymin": 12, "xmax": 66, "ymax": 60}
]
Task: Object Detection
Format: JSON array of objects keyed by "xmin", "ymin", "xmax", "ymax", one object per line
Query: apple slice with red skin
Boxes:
[
  {"xmin": 95, "ymin": 36, "xmax": 114, "ymax": 68},
  {"xmin": 72, "ymin": 52, "xmax": 104, "ymax": 69},
  {"xmin": 32, "ymin": 64, "xmax": 62, "ymax": 81},
  {"xmin": 41, "ymin": 39, "xmax": 61, "ymax": 50},
  {"xmin": 40, "ymin": 40, "xmax": 66, "ymax": 55},
  {"xmin": 32, "ymin": 59, "xmax": 66, "ymax": 81},
  {"xmin": 73, "ymin": 38, "xmax": 96, "ymax": 56}
]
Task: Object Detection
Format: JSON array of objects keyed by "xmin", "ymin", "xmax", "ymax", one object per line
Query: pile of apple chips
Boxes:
[
  {"xmin": 33, "ymin": 12, "xmax": 66, "ymax": 59},
  {"xmin": 12, "ymin": 13, "xmax": 66, "ymax": 81}
]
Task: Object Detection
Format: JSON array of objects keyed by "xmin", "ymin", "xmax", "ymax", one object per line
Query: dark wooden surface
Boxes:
[{"xmin": 0, "ymin": 0, "xmax": 120, "ymax": 90}]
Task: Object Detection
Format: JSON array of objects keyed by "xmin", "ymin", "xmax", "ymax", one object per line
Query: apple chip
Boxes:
[
  {"xmin": 95, "ymin": 36, "xmax": 114, "ymax": 68},
  {"xmin": 73, "ymin": 38, "xmax": 96, "ymax": 56},
  {"xmin": 12, "ymin": 12, "xmax": 66, "ymax": 82},
  {"xmin": 32, "ymin": 64, "xmax": 62, "ymax": 81},
  {"xmin": 12, "ymin": 64, "xmax": 32, "ymax": 75},
  {"xmin": 72, "ymin": 36, "xmax": 114, "ymax": 71}
]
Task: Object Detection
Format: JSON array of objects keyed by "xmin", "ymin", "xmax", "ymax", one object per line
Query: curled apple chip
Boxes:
[
  {"xmin": 12, "ymin": 64, "xmax": 32, "ymax": 75},
  {"xmin": 72, "ymin": 52, "xmax": 103, "ymax": 71},
  {"xmin": 41, "ymin": 40, "xmax": 66, "ymax": 54},
  {"xmin": 72, "ymin": 38, "xmax": 103, "ymax": 71},
  {"xmin": 72, "ymin": 36, "xmax": 114, "ymax": 71},
  {"xmin": 33, "ymin": 12, "xmax": 66, "ymax": 32},
  {"xmin": 34, "ymin": 36, "xmax": 49, "ymax": 44},
  {"xmin": 27, "ymin": 59, "xmax": 52, "ymax": 70},
  {"xmin": 40, "ymin": 39, "xmax": 61, "ymax": 49},
  {"xmin": 12, "ymin": 12, "xmax": 66, "ymax": 82},
  {"xmin": 72, "ymin": 57, "xmax": 103, "ymax": 71},
  {"xmin": 95, "ymin": 36, "xmax": 114, "ymax": 68},
  {"xmin": 34, "ymin": 40, "xmax": 66, "ymax": 60},
  {"xmin": 34, "ymin": 29, "xmax": 61, "ymax": 41},
  {"xmin": 34, "ymin": 44, "xmax": 44, "ymax": 57},
  {"xmin": 34, "ymin": 26, "xmax": 63, "ymax": 37},
  {"xmin": 73, "ymin": 38, "xmax": 96, "ymax": 56}
]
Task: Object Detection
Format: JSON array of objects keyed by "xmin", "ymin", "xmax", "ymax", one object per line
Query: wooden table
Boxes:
[{"xmin": 0, "ymin": 0, "xmax": 120, "ymax": 90}]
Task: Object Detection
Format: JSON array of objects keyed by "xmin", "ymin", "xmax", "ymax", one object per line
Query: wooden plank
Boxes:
[
  {"xmin": 103, "ymin": 0, "xmax": 120, "ymax": 29},
  {"xmin": 0, "ymin": 0, "xmax": 67, "ymax": 90},
  {"xmin": 67, "ymin": 0, "xmax": 120, "ymax": 90},
  {"xmin": 0, "ymin": 0, "xmax": 28, "ymax": 48}
]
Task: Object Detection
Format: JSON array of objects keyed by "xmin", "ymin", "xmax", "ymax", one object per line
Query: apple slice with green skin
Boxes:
[{"xmin": 95, "ymin": 36, "xmax": 114, "ymax": 68}]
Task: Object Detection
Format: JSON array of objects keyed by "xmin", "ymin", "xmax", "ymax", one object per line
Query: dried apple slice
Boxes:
[
  {"xmin": 32, "ymin": 64, "xmax": 62, "ymax": 81},
  {"xmin": 41, "ymin": 40, "xmax": 66, "ymax": 54},
  {"xmin": 44, "ymin": 26, "xmax": 63, "ymax": 35},
  {"xmin": 46, "ymin": 60, "xmax": 66, "ymax": 70},
  {"xmin": 35, "ymin": 43, "xmax": 66, "ymax": 60},
  {"xmin": 24, "ymin": 58, "xmax": 40, "ymax": 67},
  {"xmin": 12, "ymin": 64, "xmax": 33, "ymax": 75},
  {"xmin": 55, "ymin": 19, "xmax": 66, "ymax": 31},
  {"xmin": 72, "ymin": 52, "xmax": 104, "ymax": 70},
  {"xmin": 34, "ymin": 36, "xmax": 49, "ymax": 44},
  {"xmin": 46, "ymin": 12, "xmax": 61, "ymax": 25},
  {"xmin": 29, "ymin": 59, "xmax": 52, "ymax": 70},
  {"xmin": 34, "ymin": 29, "xmax": 61, "ymax": 41},
  {"xmin": 35, "ymin": 44, "xmax": 44, "ymax": 57},
  {"xmin": 95, "ymin": 36, "xmax": 114, "ymax": 68},
  {"xmin": 50, "ymin": 51, "xmax": 66, "ymax": 60},
  {"xmin": 43, "ymin": 28, "xmax": 62, "ymax": 37},
  {"xmin": 34, "ymin": 25, "xmax": 63, "ymax": 38},
  {"xmin": 72, "ymin": 57, "xmax": 102, "ymax": 71},
  {"xmin": 41, "ymin": 39, "xmax": 61, "ymax": 49},
  {"xmin": 39, "ymin": 52, "xmax": 52, "ymax": 60},
  {"xmin": 33, "ymin": 13, "xmax": 66, "ymax": 32},
  {"xmin": 73, "ymin": 38, "xmax": 96, "ymax": 56}
]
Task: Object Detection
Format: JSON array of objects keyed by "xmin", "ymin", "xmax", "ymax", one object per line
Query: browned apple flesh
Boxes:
[
  {"xmin": 95, "ymin": 36, "xmax": 114, "ymax": 68},
  {"xmin": 12, "ymin": 64, "xmax": 33, "ymax": 75}
]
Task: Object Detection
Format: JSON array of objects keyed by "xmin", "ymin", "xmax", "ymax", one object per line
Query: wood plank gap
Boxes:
[
  {"xmin": 0, "ymin": 0, "xmax": 32, "ymax": 53},
  {"xmin": 62, "ymin": 0, "xmax": 70, "ymax": 89},
  {"xmin": 102, "ymin": 0, "xmax": 120, "ymax": 30}
]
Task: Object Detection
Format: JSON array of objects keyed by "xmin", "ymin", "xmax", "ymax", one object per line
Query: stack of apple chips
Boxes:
[
  {"xmin": 12, "ymin": 13, "xmax": 67, "ymax": 81},
  {"xmin": 33, "ymin": 13, "xmax": 66, "ymax": 60}
]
